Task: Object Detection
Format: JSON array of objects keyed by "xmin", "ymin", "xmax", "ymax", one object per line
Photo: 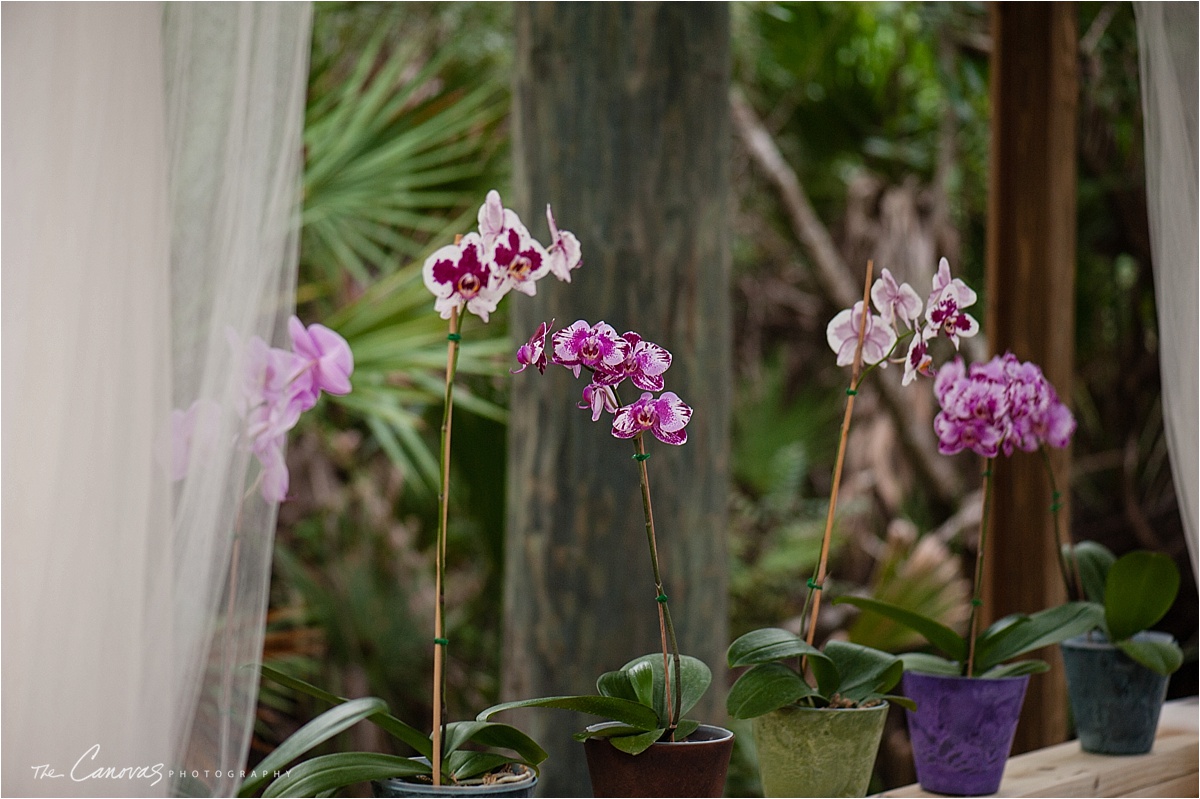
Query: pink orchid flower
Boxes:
[
  {"xmin": 592, "ymin": 332, "xmax": 673, "ymax": 392},
  {"xmin": 826, "ymin": 301, "xmax": 897, "ymax": 367},
  {"xmin": 289, "ymin": 316, "xmax": 354, "ymax": 399},
  {"xmin": 546, "ymin": 205, "xmax": 582, "ymax": 282},
  {"xmin": 579, "ymin": 383, "xmax": 619, "ymax": 422},
  {"xmin": 871, "ymin": 268, "xmax": 923, "ymax": 329},
  {"xmin": 513, "ymin": 320, "xmax": 553, "ymax": 375},
  {"xmin": 612, "ymin": 391, "xmax": 692, "ymax": 446},
  {"xmin": 925, "ymin": 257, "xmax": 980, "ymax": 349},
  {"xmin": 551, "ymin": 320, "xmax": 629, "ymax": 378},
  {"xmin": 422, "ymin": 233, "xmax": 507, "ymax": 322}
]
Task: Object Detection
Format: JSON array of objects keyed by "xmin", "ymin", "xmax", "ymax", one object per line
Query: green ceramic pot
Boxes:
[{"xmin": 751, "ymin": 704, "xmax": 888, "ymax": 798}]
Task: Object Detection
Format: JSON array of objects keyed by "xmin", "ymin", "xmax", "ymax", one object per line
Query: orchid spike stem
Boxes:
[
  {"xmin": 633, "ymin": 431, "xmax": 682, "ymax": 735},
  {"xmin": 805, "ymin": 261, "xmax": 875, "ymax": 650},
  {"xmin": 431, "ymin": 304, "xmax": 462, "ymax": 785},
  {"xmin": 1041, "ymin": 445, "xmax": 1085, "ymax": 601},
  {"xmin": 965, "ymin": 458, "xmax": 995, "ymax": 676}
]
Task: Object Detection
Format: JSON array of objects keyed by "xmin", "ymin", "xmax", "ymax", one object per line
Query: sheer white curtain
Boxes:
[
  {"xmin": 2, "ymin": 4, "xmax": 311, "ymax": 796},
  {"xmin": 1135, "ymin": 2, "xmax": 1199, "ymax": 576}
]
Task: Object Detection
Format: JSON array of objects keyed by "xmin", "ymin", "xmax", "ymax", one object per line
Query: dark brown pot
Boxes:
[{"xmin": 582, "ymin": 723, "xmax": 734, "ymax": 798}]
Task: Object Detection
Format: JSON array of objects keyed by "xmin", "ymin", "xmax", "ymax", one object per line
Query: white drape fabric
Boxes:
[
  {"xmin": 2, "ymin": 4, "xmax": 311, "ymax": 796},
  {"xmin": 1135, "ymin": 2, "xmax": 1199, "ymax": 576}
]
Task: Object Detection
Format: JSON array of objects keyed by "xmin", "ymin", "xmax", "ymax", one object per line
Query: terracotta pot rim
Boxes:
[
  {"xmin": 903, "ymin": 671, "xmax": 1031, "ymax": 685},
  {"xmin": 1062, "ymin": 630, "xmax": 1176, "ymax": 651},
  {"xmin": 584, "ymin": 721, "xmax": 734, "ymax": 746},
  {"xmin": 764, "ymin": 702, "xmax": 891, "ymax": 716}
]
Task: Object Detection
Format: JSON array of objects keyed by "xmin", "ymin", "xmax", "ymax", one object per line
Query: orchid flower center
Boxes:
[
  {"xmin": 635, "ymin": 404, "xmax": 657, "ymax": 429},
  {"xmin": 457, "ymin": 273, "xmax": 481, "ymax": 298},
  {"xmin": 508, "ymin": 254, "xmax": 533, "ymax": 279}
]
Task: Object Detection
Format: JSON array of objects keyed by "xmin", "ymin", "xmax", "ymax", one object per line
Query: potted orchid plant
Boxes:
[
  {"xmin": 818, "ymin": 261, "xmax": 1100, "ymax": 796},
  {"xmin": 1058, "ymin": 539, "xmax": 1183, "ymax": 754},
  {"xmin": 475, "ymin": 294, "xmax": 733, "ymax": 796},
  {"xmin": 246, "ymin": 191, "xmax": 584, "ymax": 797}
]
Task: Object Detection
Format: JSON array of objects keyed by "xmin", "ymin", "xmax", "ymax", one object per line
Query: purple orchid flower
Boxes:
[
  {"xmin": 826, "ymin": 301, "xmax": 897, "ymax": 367},
  {"xmin": 289, "ymin": 316, "xmax": 354, "ymax": 401},
  {"xmin": 545, "ymin": 204, "xmax": 582, "ymax": 282},
  {"xmin": 612, "ymin": 391, "xmax": 692, "ymax": 446},
  {"xmin": 513, "ymin": 320, "xmax": 553, "ymax": 375},
  {"xmin": 592, "ymin": 332, "xmax": 672, "ymax": 392},
  {"xmin": 551, "ymin": 320, "xmax": 629, "ymax": 378},
  {"xmin": 579, "ymin": 382, "xmax": 619, "ymax": 422},
  {"xmin": 422, "ymin": 233, "xmax": 507, "ymax": 322}
]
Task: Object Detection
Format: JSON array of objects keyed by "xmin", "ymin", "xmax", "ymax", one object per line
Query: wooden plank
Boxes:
[
  {"xmin": 876, "ymin": 698, "xmax": 1199, "ymax": 797},
  {"xmin": 983, "ymin": 1, "xmax": 1079, "ymax": 754}
]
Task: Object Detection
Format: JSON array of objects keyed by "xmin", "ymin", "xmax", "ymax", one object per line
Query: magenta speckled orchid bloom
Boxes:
[
  {"xmin": 545, "ymin": 205, "xmax": 582, "ymax": 282},
  {"xmin": 871, "ymin": 268, "xmax": 923, "ymax": 329},
  {"xmin": 492, "ymin": 225, "xmax": 550, "ymax": 297},
  {"xmin": 902, "ymin": 331, "xmax": 935, "ymax": 386},
  {"xmin": 422, "ymin": 233, "xmax": 506, "ymax": 322},
  {"xmin": 592, "ymin": 332, "xmax": 672, "ymax": 392},
  {"xmin": 826, "ymin": 301, "xmax": 897, "ymax": 367},
  {"xmin": 925, "ymin": 258, "xmax": 980, "ymax": 349},
  {"xmin": 933, "ymin": 365, "xmax": 1010, "ymax": 458},
  {"xmin": 551, "ymin": 320, "xmax": 629, "ymax": 378},
  {"xmin": 512, "ymin": 320, "xmax": 553, "ymax": 375},
  {"xmin": 612, "ymin": 391, "xmax": 692, "ymax": 445}
]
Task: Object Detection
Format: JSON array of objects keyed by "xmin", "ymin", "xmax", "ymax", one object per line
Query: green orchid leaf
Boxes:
[
  {"xmin": 240, "ymin": 697, "xmax": 390, "ymax": 796},
  {"xmin": 476, "ymin": 695, "xmax": 660, "ymax": 731},
  {"xmin": 726, "ymin": 627, "xmax": 828, "ymax": 668},
  {"xmin": 821, "ymin": 640, "xmax": 904, "ymax": 701},
  {"xmin": 621, "ymin": 653, "xmax": 712, "ymax": 722},
  {"xmin": 1068, "ymin": 541, "xmax": 1116, "ymax": 604},
  {"xmin": 259, "ymin": 753, "xmax": 427, "ymax": 798},
  {"xmin": 258, "ymin": 665, "xmax": 432, "ymax": 758},
  {"xmin": 974, "ymin": 602, "xmax": 1104, "ymax": 674},
  {"xmin": 442, "ymin": 722, "xmax": 547, "ymax": 767},
  {"xmin": 1105, "ymin": 551, "xmax": 1181, "ymax": 642},
  {"xmin": 878, "ymin": 694, "xmax": 917, "ymax": 711},
  {"xmin": 834, "ymin": 596, "xmax": 967, "ymax": 661},
  {"xmin": 627, "ymin": 660, "xmax": 656, "ymax": 710},
  {"xmin": 673, "ymin": 719, "xmax": 702, "ymax": 741},
  {"xmin": 608, "ymin": 727, "xmax": 667, "ymax": 755},
  {"xmin": 726, "ymin": 662, "xmax": 816, "ymax": 719},
  {"xmin": 572, "ymin": 724, "xmax": 643, "ymax": 742},
  {"xmin": 446, "ymin": 751, "xmax": 522, "ymax": 782},
  {"xmin": 597, "ymin": 670, "xmax": 638, "ymax": 703},
  {"xmin": 1116, "ymin": 637, "xmax": 1184, "ymax": 676},
  {"xmin": 807, "ymin": 651, "xmax": 841, "ymax": 700},
  {"xmin": 899, "ymin": 652, "xmax": 962, "ymax": 676},
  {"xmin": 978, "ymin": 659, "xmax": 1050, "ymax": 678}
]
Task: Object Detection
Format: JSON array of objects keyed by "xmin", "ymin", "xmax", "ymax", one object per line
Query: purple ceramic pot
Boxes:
[{"xmin": 902, "ymin": 672, "xmax": 1030, "ymax": 796}]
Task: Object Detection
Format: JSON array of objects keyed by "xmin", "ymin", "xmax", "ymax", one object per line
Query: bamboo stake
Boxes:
[{"xmin": 805, "ymin": 261, "xmax": 875, "ymax": 647}]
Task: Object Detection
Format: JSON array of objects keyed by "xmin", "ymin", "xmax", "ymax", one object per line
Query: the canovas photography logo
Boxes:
[{"xmin": 31, "ymin": 744, "xmax": 291, "ymax": 788}]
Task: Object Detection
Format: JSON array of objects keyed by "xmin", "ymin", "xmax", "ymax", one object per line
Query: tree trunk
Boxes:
[
  {"xmin": 504, "ymin": 4, "xmax": 731, "ymax": 795},
  {"xmin": 984, "ymin": 2, "xmax": 1078, "ymax": 755}
]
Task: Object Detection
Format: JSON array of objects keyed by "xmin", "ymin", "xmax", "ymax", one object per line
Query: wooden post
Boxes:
[
  {"xmin": 506, "ymin": 4, "xmax": 731, "ymax": 795},
  {"xmin": 985, "ymin": 3, "xmax": 1078, "ymax": 753}
]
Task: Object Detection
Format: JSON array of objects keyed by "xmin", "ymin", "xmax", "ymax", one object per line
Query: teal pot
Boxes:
[
  {"xmin": 372, "ymin": 760, "xmax": 537, "ymax": 798},
  {"xmin": 1061, "ymin": 632, "xmax": 1174, "ymax": 755},
  {"xmin": 582, "ymin": 722, "xmax": 735, "ymax": 797},
  {"xmin": 751, "ymin": 703, "xmax": 889, "ymax": 798},
  {"xmin": 902, "ymin": 672, "xmax": 1029, "ymax": 796}
]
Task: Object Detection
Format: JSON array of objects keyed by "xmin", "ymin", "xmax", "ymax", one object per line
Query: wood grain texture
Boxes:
[
  {"xmin": 984, "ymin": 2, "xmax": 1079, "ymax": 754},
  {"xmin": 504, "ymin": 4, "xmax": 731, "ymax": 796}
]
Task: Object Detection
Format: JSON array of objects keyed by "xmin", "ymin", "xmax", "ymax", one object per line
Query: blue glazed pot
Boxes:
[{"xmin": 1061, "ymin": 632, "xmax": 1173, "ymax": 755}]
